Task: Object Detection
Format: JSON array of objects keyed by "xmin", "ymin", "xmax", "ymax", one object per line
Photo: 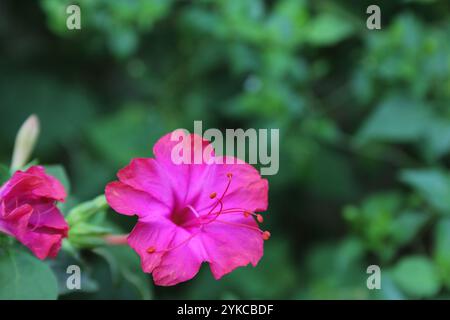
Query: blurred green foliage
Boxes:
[{"xmin": 0, "ymin": 0, "xmax": 450, "ymax": 299}]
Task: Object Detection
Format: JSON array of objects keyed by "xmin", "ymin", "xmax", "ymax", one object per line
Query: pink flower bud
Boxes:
[{"xmin": 0, "ymin": 166, "xmax": 68, "ymax": 259}]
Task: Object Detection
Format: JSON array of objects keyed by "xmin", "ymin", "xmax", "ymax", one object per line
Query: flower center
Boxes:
[
  {"xmin": 170, "ymin": 206, "xmax": 199, "ymax": 227},
  {"xmin": 147, "ymin": 172, "xmax": 270, "ymax": 255}
]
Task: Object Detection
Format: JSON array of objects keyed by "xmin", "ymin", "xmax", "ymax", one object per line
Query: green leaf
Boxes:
[
  {"xmin": 0, "ymin": 248, "xmax": 58, "ymax": 299},
  {"xmin": 343, "ymin": 192, "xmax": 404, "ymax": 260},
  {"xmin": 306, "ymin": 13, "xmax": 355, "ymax": 46},
  {"xmin": 370, "ymin": 271, "xmax": 405, "ymax": 300},
  {"xmin": 391, "ymin": 255, "xmax": 440, "ymax": 298},
  {"xmin": 304, "ymin": 147, "xmax": 358, "ymax": 201},
  {"xmin": 423, "ymin": 119, "xmax": 450, "ymax": 160},
  {"xmin": 93, "ymin": 246, "xmax": 152, "ymax": 300},
  {"xmin": 49, "ymin": 250, "xmax": 99, "ymax": 296},
  {"xmin": 400, "ymin": 169, "xmax": 450, "ymax": 213},
  {"xmin": 434, "ymin": 218, "xmax": 450, "ymax": 288},
  {"xmin": 186, "ymin": 241, "xmax": 299, "ymax": 299},
  {"xmin": 0, "ymin": 164, "xmax": 10, "ymax": 185},
  {"xmin": 108, "ymin": 28, "xmax": 138, "ymax": 58},
  {"xmin": 88, "ymin": 106, "xmax": 165, "ymax": 167},
  {"xmin": 390, "ymin": 211, "xmax": 428, "ymax": 246},
  {"xmin": 0, "ymin": 73, "xmax": 96, "ymax": 154},
  {"xmin": 404, "ymin": 0, "xmax": 437, "ymax": 3},
  {"xmin": 298, "ymin": 238, "xmax": 368, "ymax": 299},
  {"xmin": 355, "ymin": 97, "xmax": 433, "ymax": 145}
]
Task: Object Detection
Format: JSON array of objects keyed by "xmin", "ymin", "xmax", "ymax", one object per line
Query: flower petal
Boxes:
[
  {"xmin": 117, "ymin": 158, "xmax": 174, "ymax": 208},
  {"xmin": 105, "ymin": 181, "xmax": 170, "ymax": 218},
  {"xmin": 196, "ymin": 156, "xmax": 268, "ymax": 214},
  {"xmin": 201, "ymin": 214, "xmax": 263, "ymax": 279},
  {"xmin": 24, "ymin": 166, "xmax": 66, "ymax": 201},
  {"xmin": 0, "ymin": 166, "xmax": 66, "ymax": 201},
  {"xmin": 0, "ymin": 204, "xmax": 33, "ymax": 238},
  {"xmin": 128, "ymin": 219, "xmax": 206, "ymax": 286},
  {"xmin": 127, "ymin": 219, "xmax": 178, "ymax": 274},
  {"xmin": 153, "ymin": 130, "xmax": 215, "ymax": 205},
  {"xmin": 28, "ymin": 202, "xmax": 68, "ymax": 231},
  {"xmin": 152, "ymin": 233, "xmax": 206, "ymax": 286},
  {"xmin": 1, "ymin": 203, "xmax": 68, "ymax": 260},
  {"xmin": 20, "ymin": 228, "xmax": 67, "ymax": 259}
]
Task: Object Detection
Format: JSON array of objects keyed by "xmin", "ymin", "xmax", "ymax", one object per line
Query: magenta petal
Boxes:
[
  {"xmin": 20, "ymin": 229, "xmax": 67, "ymax": 259},
  {"xmin": 195, "ymin": 157, "xmax": 268, "ymax": 214},
  {"xmin": 152, "ymin": 233, "xmax": 206, "ymax": 286},
  {"xmin": 105, "ymin": 181, "xmax": 170, "ymax": 218},
  {"xmin": 152, "ymin": 130, "xmax": 215, "ymax": 204},
  {"xmin": 1, "ymin": 166, "xmax": 66, "ymax": 201},
  {"xmin": 25, "ymin": 166, "xmax": 66, "ymax": 201},
  {"xmin": 128, "ymin": 219, "xmax": 178, "ymax": 274},
  {"xmin": 201, "ymin": 214, "xmax": 263, "ymax": 280},
  {"xmin": 1, "ymin": 203, "xmax": 68, "ymax": 260},
  {"xmin": 153, "ymin": 130, "xmax": 214, "ymax": 166},
  {"xmin": 28, "ymin": 203, "xmax": 68, "ymax": 231},
  {"xmin": 128, "ymin": 219, "xmax": 206, "ymax": 286},
  {"xmin": 117, "ymin": 158, "xmax": 174, "ymax": 207},
  {"xmin": 15, "ymin": 204, "xmax": 68, "ymax": 259},
  {"xmin": 0, "ymin": 204, "xmax": 34, "ymax": 238}
]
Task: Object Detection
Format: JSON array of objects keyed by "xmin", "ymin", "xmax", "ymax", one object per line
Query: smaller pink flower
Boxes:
[{"xmin": 0, "ymin": 166, "xmax": 68, "ymax": 259}]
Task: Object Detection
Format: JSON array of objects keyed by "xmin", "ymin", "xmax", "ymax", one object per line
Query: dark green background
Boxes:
[{"xmin": 0, "ymin": 0, "xmax": 449, "ymax": 299}]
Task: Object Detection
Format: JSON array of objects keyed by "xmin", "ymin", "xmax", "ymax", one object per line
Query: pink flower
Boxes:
[
  {"xmin": 106, "ymin": 130, "xmax": 269, "ymax": 286},
  {"xmin": 0, "ymin": 166, "xmax": 68, "ymax": 259}
]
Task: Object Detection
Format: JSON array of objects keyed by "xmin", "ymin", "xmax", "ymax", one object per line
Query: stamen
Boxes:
[
  {"xmin": 207, "ymin": 208, "xmax": 265, "ymax": 225},
  {"xmin": 206, "ymin": 173, "xmax": 233, "ymax": 216},
  {"xmin": 214, "ymin": 219, "xmax": 263, "ymax": 233},
  {"xmin": 167, "ymin": 170, "xmax": 269, "ymax": 252},
  {"xmin": 256, "ymin": 214, "xmax": 264, "ymax": 223},
  {"xmin": 198, "ymin": 200, "xmax": 223, "ymax": 227},
  {"xmin": 186, "ymin": 205, "xmax": 201, "ymax": 218},
  {"xmin": 148, "ymin": 232, "xmax": 201, "ymax": 254},
  {"xmin": 262, "ymin": 231, "xmax": 271, "ymax": 240},
  {"xmin": 210, "ymin": 208, "xmax": 263, "ymax": 222}
]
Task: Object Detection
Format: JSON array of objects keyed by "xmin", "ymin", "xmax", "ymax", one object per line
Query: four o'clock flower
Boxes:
[
  {"xmin": 105, "ymin": 130, "xmax": 269, "ymax": 286},
  {"xmin": 0, "ymin": 166, "xmax": 68, "ymax": 259}
]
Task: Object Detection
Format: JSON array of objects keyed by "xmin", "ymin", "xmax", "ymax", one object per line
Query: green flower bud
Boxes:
[{"xmin": 11, "ymin": 114, "xmax": 40, "ymax": 172}]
